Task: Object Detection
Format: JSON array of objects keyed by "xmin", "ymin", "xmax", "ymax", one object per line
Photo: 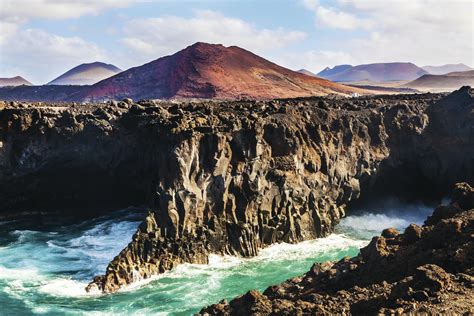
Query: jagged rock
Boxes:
[
  {"xmin": 123, "ymin": 98, "xmax": 133, "ymax": 104},
  {"xmin": 381, "ymin": 227, "xmax": 400, "ymax": 239},
  {"xmin": 426, "ymin": 183, "xmax": 474, "ymax": 226},
  {"xmin": 201, "ymin": 182, "xmax": 474, "ymax": 314},
  {"xmin": 403, "ymin": 224, "xmax": 422, "ymax": 244},
  {"xmin": 0, "ymin": 88, "xmax": 473, "ymax": 294},
  {"xmin": 360, "ymin": 236, "xmax": 390, "ymax": 260}
]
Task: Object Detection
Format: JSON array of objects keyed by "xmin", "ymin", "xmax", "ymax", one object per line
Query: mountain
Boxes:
[
  {"xmin": 422, "ymin": 63, "xmax": 473, "ymax": 75},
  {"xmin": 48, "ymin": 62, "xmax": 122, "ymax": 85},
  {"xmin": 79, "ymin": 42, "xmax": 366, "ymax": 102},
  {"xmin": 0, "ymin": 76, "xmax": 32, "ymax": 87},
  {"xmin": 317, "ymin": 63, "xmax": 427, "ymax": 82},
  {"xmin": 0, "ymin": 43, "xmax": 368, "ymax": 102},
  {"xmin": 403, "ymin": 70, "xmax": 474, "ymax": 92},
  {"xmin": 297, "ymin": 69, "xmax": 317, "ymax": 77},
  {"xmin": 317, "ymin": 65, "xmax": 352, "ymax": 78}
]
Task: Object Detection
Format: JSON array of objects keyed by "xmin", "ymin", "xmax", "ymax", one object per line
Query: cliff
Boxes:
[
  {"xmin": 0, "ymin": 87, "xmax": 473, "ymax": 294},
  {"xmin": 201, "ymin": 182, "xmax": 474, "ymax": 314}
]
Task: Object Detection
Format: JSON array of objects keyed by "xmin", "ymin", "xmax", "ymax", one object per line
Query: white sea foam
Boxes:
[
  {"xmin": 39, "ymin": 278, "xmax": 94, "ymax": 297},
  {"xmin": 10, "ymin": 229, "xmax": 40, "ymax": 244},
  {"xmin": 117, "ymin": 274, "xmax": 162, "ymax": 292},
  {"xmin": 339, "ymin": 213, "xmax": 411, "ymax": 232},
  {"xmin": 256, "ymin": 234, "xmax": 367, "ymax": 261},
  {"xmin": 32, "ymin": 306, "xmax": 50, "ymax": 314},
  {"xmin": 208, "ymin": 254, "xmax": 243, "ymax": 268},
  {"xmin": 0, "ymin": 265, "xmax": 98, "ymax": 299},
  {"xmin": 0, "ymin": 266, "xmax": 41, "ymax": 280}
]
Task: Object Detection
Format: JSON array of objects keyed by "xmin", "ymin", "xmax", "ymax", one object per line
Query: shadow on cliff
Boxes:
[{"xmin": 355, "ymin": 86, "xmax": 474, "ymax": 206}]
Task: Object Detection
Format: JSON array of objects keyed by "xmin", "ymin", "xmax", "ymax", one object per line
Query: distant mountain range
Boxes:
[
  {"xmin": 48, "ymin": 62, "xmax": 122, "ymax": 85},
  {"xmin": 315, "ymin": 63, "xmax": 473, "ymax": 83},
  {"xmin": 317, "ymin": 63, "xmax": 428, "ymax": 82},
  {"xmin": 0, "ymin": 76, "xmax": 32, "ymax": 87},
  {"xmin": 0, "ymin": 43, "xmax": 365, "ymax": 102},
  {"xmin": 422, "ymin": 63, "xmax": 473, "ymax": 75},
  {"xmin": 317, "ymin": 65, "xmax": 352, "ymax": 78},
  {"xmin": 404, "ymin": 70, "xmax": 474, "ymax": 92},
  {"xmin": 3, "ymin": 44, "xmax": 472, "ymax": 102}
]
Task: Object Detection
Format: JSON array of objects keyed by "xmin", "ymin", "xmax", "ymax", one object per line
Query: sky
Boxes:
[{"xmin": 0, "ymin": 0, "xmax": 473, "ymax": 84}]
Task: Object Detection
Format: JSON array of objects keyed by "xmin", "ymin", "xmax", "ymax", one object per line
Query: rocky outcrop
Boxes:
[
  {"xmin": 201, "ymin": 183, "xmax": 474, "ymax": 315},
  {"xmin": 0, "ymin": 87, "xmax": 473, "ymax": 294}
]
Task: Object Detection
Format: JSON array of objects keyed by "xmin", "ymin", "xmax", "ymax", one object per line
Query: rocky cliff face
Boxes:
[
  {"xmin": 0, "ymin": 87, "xmax": 473, "ymax": 294},
  {"xmin": 201, "ymin": 182, "xmax": 474, "ymax": 314}
]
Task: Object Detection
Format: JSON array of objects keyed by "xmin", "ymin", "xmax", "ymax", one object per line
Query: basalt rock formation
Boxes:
[
  {"xmin": 201, "ymin": 182, "xmax": 474, "ymax": 314},
  {"xmin": 0, "ymin": 87, "xmax": 473, "ymax": 294}
]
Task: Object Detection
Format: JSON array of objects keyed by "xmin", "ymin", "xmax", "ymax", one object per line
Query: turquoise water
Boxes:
[{"xmin": 0, "ymin": 203, "xmax": 432, "ymax": 315}]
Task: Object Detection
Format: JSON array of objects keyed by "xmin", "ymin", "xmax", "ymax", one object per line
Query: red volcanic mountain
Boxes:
[{"xmin": 81, "ymin": 42, "xmax": 366, "ymax": 102}]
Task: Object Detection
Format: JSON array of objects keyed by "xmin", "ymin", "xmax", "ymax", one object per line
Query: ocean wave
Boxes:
[
  {"xmin": 0, "ymin": 265, "xmax": 100, "ymax": 299},
  {"xmin": 339, "ymin": 213, "xmax": 411, "ymax": 232},
  {"xmin": 256, "ymin": 234, "xmax": 367, "ymax": 261},
  {"xmin": 0, "ymin": 266, "xmax": 41, "ymax": 281},
  {"xmin": 10, "ymin": 229, "xmax": 41, "ymax": 244},
  {"xmin": 39, "ymin": 278, "xmax": 96, "ymax": 298}
]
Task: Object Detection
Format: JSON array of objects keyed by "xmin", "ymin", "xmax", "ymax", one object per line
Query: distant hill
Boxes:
[
  {"xmin": 0, "ymin": 76, "xmax": 32, "ymax": 87},
  {"xmin": 317, "ymin": 65, "xmax": 352, "ymax": 78},
  {"xmin": 422, "ymin": 63, "xmax": 473, "ymax": 75},
  {"xmin": 48, "ymin": 62, "xmax": 122, "ymax": 85},
  {"xmin": 403, "ymin": 70, "xmax": 474, "ymax": 92},
  {"xmin": 297, "ymin": 69, "xmax": 317, "ymax": 77},
  {"xmin": 317, "ymin": 63, "xmax": 427, "ymax": 82},
  {"xmin": 77, "ymin": 42, "xmax": 367, "ymax": 102}
]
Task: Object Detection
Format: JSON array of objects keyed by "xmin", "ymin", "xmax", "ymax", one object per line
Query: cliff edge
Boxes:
[
  {"xmin": 0, "ymin": 88, "xmax": 473, "ymax": 294},
  {"xmin": 201, "ymin": 182, "xmax": 474, "ymax": 314}
]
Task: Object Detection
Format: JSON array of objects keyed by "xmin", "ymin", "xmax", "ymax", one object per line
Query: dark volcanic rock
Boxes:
[
  {"xmin": 0, "ymin": 88, "xmax": 473, "ymax": 294},
  {"xmin": 201, "ymin": 183, "xmax": 474, "ymax": 314}
]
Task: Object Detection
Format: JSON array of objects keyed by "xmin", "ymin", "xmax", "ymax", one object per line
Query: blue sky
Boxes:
[{"xmin": 1, "ymin": 0, "xmax": 473, "ymax": 84}]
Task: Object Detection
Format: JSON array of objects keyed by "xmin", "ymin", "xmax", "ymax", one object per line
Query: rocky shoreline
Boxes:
[
  {"xmin": 201, "ymin": 182, "xmax": 474, "ymax": 314},
  {"xmin": 0, "ymin": 87, "xmax": 473, "ymax": 294}
]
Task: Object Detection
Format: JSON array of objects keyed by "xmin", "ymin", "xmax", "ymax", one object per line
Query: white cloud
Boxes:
[
  {"xmin": 0, "ymin": 0, "xmax": 131, "ymax": 21},
  {"xmin": 315, "ymin": 6, "xmax": 374, "ymax": 30},
  {"xmin": 0, "ymin": 0, "xmax": 129, "ymax": 83},
  {"xmin": 302, "ymin": 0, "xmax": 374, "ymax": 30},
  {"xmin": 345, "ymin": 0, "xmax": 473, "ymax": 66},
  {"xmin": 0, "ymin": 21, "xmax": 19, "ymax": 45},
  {"xmin": 302, "ymin": 0, "xmax": 474, "ymax": 67},
  {"xmin": 0, "ymin": 28, "xmax": 106, "ymax": 84},
  {"xmin": 121, "ymin": 10, "xmax": 306, "ymax": 62}
]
